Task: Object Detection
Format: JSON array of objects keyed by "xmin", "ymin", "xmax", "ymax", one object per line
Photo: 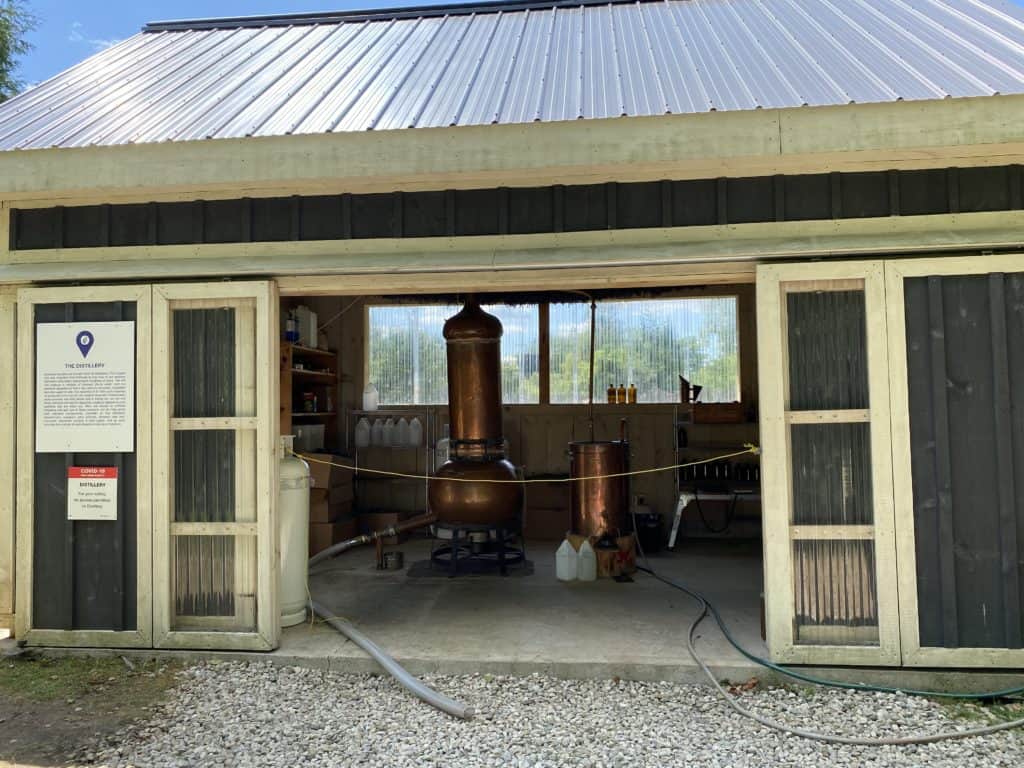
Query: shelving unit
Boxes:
[
  {"xmin": 351, "ymin": 407, "xmax": 433, "ymax": 516},
  {"xmin": 670, "ymin": 404, "xmax": 762, "ymax": 545},
  {"xmin": 280, "ymin": 342, "xmax": 347, "ymax": 450}
]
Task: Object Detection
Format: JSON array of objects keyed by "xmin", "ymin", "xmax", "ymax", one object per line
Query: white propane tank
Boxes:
[
  {"xmin": 577, "ymin": 540, "xmax": 597, "ymax": 582},
  {"xmin": 556, "ymin": 538, "xmax": 578, "ymax": 582},
  {"xmin": 279, "ymin": 435, "xmax": 310, "ymax": 628}
]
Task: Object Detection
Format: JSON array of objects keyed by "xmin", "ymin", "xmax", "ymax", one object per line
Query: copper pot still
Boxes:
[
  {"xmin": 428, "ymin": 297, "xmax": 524, "ymax": 526},
  {"xmin": 570, "ymin": 440, "xmax": 629, "ymax": 539}
]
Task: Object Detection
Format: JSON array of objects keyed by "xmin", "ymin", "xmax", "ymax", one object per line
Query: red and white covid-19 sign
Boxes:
[{"xmin": 67, "ymin": 466, "xmax": 118, "ymax": 521}]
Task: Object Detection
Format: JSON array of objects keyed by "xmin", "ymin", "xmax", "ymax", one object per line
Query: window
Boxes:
[
  {"xmin": 367, "ymin": 296, "xmax": 739, "ymax": 406},
  {"xmin": 549, "ymin": 297, "xmax": 739, "ymax": 404},
  {"xmin": 368, "ymin": 304, "xmax": 539, "ymax": 405}
]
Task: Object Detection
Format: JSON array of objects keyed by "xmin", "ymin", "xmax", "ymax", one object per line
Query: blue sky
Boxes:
[{"xmin": 15, "ymin": 0, "xmax": 1024, "ymax": 87}]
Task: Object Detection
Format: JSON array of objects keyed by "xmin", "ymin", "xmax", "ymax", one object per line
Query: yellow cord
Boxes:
[{"xmin": 291, "ymin": 444, "xmax": 760, "ymax": 484}]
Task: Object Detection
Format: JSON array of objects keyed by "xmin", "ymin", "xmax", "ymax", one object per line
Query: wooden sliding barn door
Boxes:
[
  {"xmin": 758, "ymin": 262, "xmax": 901, "ymax": 665},
  {"xmin": 152, "ymin": 282, "xmax": 279, "ymax": 651},
  {"xmin": 887, "ymin": 255, "xmax": 1024, "ymax": 668},
  {"xmin": 15, "ymin": 285, "xmax": 152, "ymax": 647}
]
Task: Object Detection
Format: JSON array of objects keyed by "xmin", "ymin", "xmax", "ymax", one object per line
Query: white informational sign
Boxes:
[
  {"xmin": 35, "ymin": 321, "xmax": 135, "ymax": 453},
  {"xmin": 67, "ymin": 467, "xmax": 119, "ymax": 521}
]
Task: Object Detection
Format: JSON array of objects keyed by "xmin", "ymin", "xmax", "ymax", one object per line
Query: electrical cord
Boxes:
[
  {"xmin": 694, "ymin": 490, "xmax": 739, "ymax": 534},
  {"xmin": 630, "ymin": 509, "xmax": 1024, "ymax": 745}
]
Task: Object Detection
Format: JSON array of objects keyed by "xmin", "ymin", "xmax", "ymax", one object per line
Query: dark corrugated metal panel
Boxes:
[{"xmin": 1, "ymin": 0, "xmax": 1023, "ymax": 151}]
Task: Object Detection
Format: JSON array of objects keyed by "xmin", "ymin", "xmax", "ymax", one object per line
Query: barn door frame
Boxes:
[
  {"xmin": 151, "ymin": 281, "xmax": 279, "ymax": 651},
  {"xmin": 886, "ymin": 253, "xmax": 1024, "ymax": 668},
  {"xmin": 758, "ymin": 260, "xmax": 901, "ymax": 666},
  {"xmin": 14, "ymin": 284, "xmax": 153, "ymax": 648}
]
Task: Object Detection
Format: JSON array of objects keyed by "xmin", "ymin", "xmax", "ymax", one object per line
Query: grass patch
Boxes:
[
  {"xmin": 939, "ymin": 697, "xmax": 1024, "ymax": 725},
  {"xmin": 0, "ymin": 654, "xmax": 179, "ymax": 703}
]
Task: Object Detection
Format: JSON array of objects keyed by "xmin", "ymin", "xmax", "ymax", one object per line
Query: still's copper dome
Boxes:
[{"xmin": 443, "ymin": 297, "xmax": 503, "ymax": 341}]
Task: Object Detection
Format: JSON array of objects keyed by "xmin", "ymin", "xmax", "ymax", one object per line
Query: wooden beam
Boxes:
[
  {"xmin": 2, "ymin": 96, "xmax": 1023, "ymax": 202},
  {"xmin": 538, "ymin": 302, "xmax": 550, "ymax": 405}
]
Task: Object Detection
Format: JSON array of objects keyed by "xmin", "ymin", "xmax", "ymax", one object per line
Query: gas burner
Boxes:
[{"xmin": 430, "ymin": 521, "xmax": 526, "ymax": 577}]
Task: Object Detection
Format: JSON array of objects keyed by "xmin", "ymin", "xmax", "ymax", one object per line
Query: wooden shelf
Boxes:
[
  {"xmin": 281, "ymin": 342, "xmax": 342, "ymax": 439},
  {"xmin": 291, "ymin": 368, "xmax": 339, "ymax": 382},
  {"xmin": 288, "ymin": 343, "xmax": 336, "ymax": 360}
]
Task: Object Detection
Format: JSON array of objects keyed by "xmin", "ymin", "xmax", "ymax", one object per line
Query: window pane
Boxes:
[
  {"xmin": 367, "ymin": 304, "xmax": 539, "ymax": 405},
  {"xmin": 791, "ymin": 423, "xmax": 873, "ymax": 525},
  {"xmin": 549, "ymin": 297, "xmax": 739, "ymax": 404},
  {"xmin": 793, "ymin": 539, "xmax": 879, "ymax": 646},
  {"xmin": 173, "ymin": 308, "xmax": 236, "ymax": 418},
  {"xmin": 787, "ymin": 290, "xmax": 868, "ymax": 410},
  {"xmin": 173, "ymin": 534, "xmax": 257, "ymax": 632}
]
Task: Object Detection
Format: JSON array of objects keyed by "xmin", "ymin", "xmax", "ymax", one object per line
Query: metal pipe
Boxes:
[
  {"xmin": 309, "ymin": 599, "xmax": 474, "ymax": 720},
  {"xmin": 308, "ymin": 512, "xmax": 437, "ymax": 568}
]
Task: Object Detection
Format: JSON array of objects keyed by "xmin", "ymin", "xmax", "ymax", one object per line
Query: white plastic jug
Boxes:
[
  {"xmin": 577, "ymin": 540, "xmax": 597, "ymax": 582},
  {"xmin": 409, "ymin": 417, "xmax": 423, "ymax": 447},
  {"xmin": 362, "ymin": 383, "xmax": 379, "ymax": 411},
  {"xmin": 383, "ymin": 418, "xmax": 396, "ymax": 447},
  {"xmin": 354, "ymin": 418, "xmax": 371, "ymax": 449},
  {"xmin": 370, "ymin": 418, "xmax": 385, "ymax": 446},
  {"xmin": 396, "ymin": 417, "xmax": 410, "ymax": 447},
  {"xmin": 556, "ymin": 539, "xmax": 578, "ymax": 582}
]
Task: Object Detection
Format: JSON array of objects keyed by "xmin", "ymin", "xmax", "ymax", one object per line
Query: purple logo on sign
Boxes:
[{"xmin": 76, "ymin": 330, "xmax": 94, "ymax": 358}]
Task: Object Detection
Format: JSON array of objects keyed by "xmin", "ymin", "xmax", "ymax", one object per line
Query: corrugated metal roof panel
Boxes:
[{"xmin": 1, "ymin": 0, "xmax": 1023, "ymax": 151}]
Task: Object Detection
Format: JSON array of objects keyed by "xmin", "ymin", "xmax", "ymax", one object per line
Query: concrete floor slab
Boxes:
[
  {"xmin": 25, "ymin": 538, "xmax": 1024, "ymax": 693},
  {"xmin": 298, "ymin": 537, "xmax": 767, "ymax": 682}
]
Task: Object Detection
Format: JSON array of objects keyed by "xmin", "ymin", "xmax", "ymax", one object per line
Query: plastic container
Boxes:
[
  {"xmin": 577, "ymin": 540, "xmax": 597, "ymax": 581},
  {"xmin": 556, "ymin": 539, "xmax": 578, "ymax": 582},
  {"xmin": 396, "ymin": 417, "xmax": 410, "ymax": 447},
  {"xmin": 362, "ymin": 383, "xmax": 380, "ymax": 412},
  {"xmin": 383, "ymin": 418, "xmax": 396, "ymax": 447},
  {"xmin": 354, "ymin": 417, "xmax": 371, "ymax": 449},
  {"xmin": 409, "ymin": 417, "xmax": 423, "ymax": 447},
  {"xmin": 371, "ymin": 418, "xmax": 385, "ymax": 446}
]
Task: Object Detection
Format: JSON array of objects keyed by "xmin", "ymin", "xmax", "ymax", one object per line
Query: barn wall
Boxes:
[{"xmin": 10, "ymin": 166, "xmax": 1023, "ymax": 252}]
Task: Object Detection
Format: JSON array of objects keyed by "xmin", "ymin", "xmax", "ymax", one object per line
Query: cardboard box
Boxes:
[
  {"xmin": 360, "ymin": 510, "xmax": 416, "ymax": 546},
  {"xmin": 525, "ymin": 480, "xmax": 570, "ymax": 511},
  {"xmin": 523, "ymin": 506, "xmax": 571, "ymax": 541},
  {"xmin": 309, "ymin": 519, "xmax": 359, "ymax": 557},
  {"xmin": 307, "ymin": 453, "xmax": 355, "ymax": 491},
  {"xmin": 565, "ymin": 533, "xmax": 637, "ymax": 579},
  {"xmin": 309, "ymin": 491, "xmax": 354, "ymax": 524}
]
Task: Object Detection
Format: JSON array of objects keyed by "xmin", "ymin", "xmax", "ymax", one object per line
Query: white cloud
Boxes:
[{"xmin": 69, "ymin": 21, "xmax": 120, "ymax": 52}]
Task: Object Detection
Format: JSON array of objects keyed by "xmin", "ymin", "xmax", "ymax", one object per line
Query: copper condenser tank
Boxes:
[
  {"xmin": 428, "ymin": 298, "xmax": 523, "ymax": 526},
  {"xmin": 570, "ymin": 440, "xmax": 629, "ymax": 539}
]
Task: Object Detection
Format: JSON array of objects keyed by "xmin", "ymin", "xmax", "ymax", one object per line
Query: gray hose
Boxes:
[{"xmin": 309, "ymin": 599, "xmax": 474, "ymax": 720}]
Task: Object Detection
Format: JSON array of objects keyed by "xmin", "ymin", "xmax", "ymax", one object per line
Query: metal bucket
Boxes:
[{"xmin": 382, "ymin": 551, "xmax": 404, "ymax": 571}]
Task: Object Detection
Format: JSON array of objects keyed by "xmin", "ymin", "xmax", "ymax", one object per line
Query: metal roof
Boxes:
[{"xmin": 2, "ymin": 0, "xmax": 1024, "ymax": 151}]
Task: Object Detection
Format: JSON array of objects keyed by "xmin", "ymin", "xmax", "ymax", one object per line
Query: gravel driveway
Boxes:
[{"xmin": 84, "ymin": 662, "xmax": 1023, "ymax": 768}]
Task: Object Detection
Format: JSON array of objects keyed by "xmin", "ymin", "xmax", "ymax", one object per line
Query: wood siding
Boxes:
[
  {"xmin": 10, "ymin": 166, "xmax": 1023, "ymax": 252},
  {"xmin": 905, "ymin": 273, "xmax": 1024, "ymax": 650}
]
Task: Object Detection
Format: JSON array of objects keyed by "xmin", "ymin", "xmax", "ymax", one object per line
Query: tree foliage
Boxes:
[{"xmin": 0, "ymin": 0, "xmax": 36, "ymax": 103}]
